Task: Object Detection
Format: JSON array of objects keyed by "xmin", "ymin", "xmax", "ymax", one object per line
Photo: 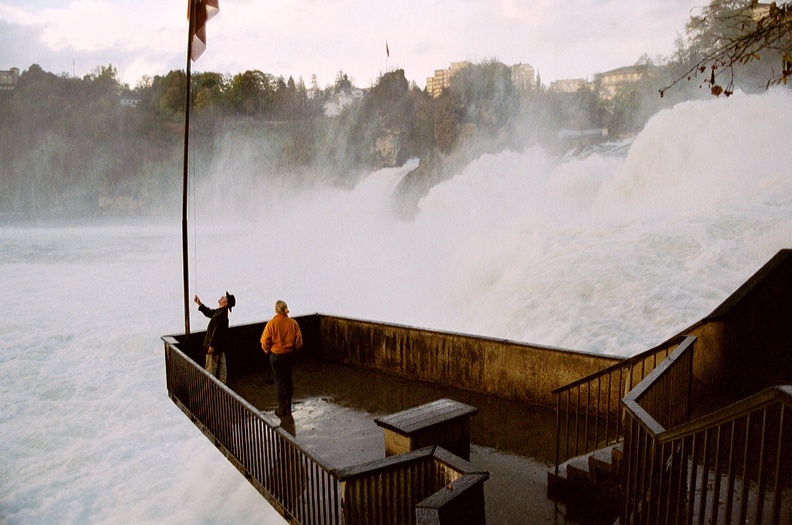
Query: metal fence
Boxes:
[
  {"xmin": 335, "ymin": 447, "xmax": 488, "ymax": 525},
  {"xmin": 163, "ymin": 337, "xmax": 488, "ymax": 525},
  {"xmin": 622, "ymin": 336, "xmax": 792, "ymax": 525},
  {"xmin": 552, "ymin": 335, "xmax": 685, "ymax": 473},
  {"xmin": 165, "ymin": 338, "xmax": 342, "ymax": 525}
]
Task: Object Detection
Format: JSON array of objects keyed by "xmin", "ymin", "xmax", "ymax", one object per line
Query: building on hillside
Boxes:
[
  {"xmin": 425, "ymin": 61, "xmax": 470, "ymax": 98},
  {"xmin": 594, "ymin": 64, "xmax": 652, "ymax": 100},
  {"xmin": 323, "ymin": 88, "xmax": 366, "ymax": 117},
  {"xmin": 549, "ymin": 78, "xmax": 587, "ymax": 93},
  {"xmin": 120, "ymin": 97, "xmax": 142, "ymax": 107},
  {"xmin": 427, "ymin": 61, "xmax": 538, "ymax": 97},
  {"xmin": 0, "ymin": 67, "xmax": 20, "ymax": 91},
  {"xmin": 511, "ymin": 63, "xmax": 536, "ymax": 92}
]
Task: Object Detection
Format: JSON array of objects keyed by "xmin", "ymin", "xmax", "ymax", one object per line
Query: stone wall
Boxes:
[
  {"xmin": 201, "ymin": 313, "xmax": 622, "ymax": 406},
  {"xmin": 314, "ymin": 315, "xmax": 622, "ymax": 406}
]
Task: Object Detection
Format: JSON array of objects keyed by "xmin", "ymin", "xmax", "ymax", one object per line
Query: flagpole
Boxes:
[{"xmin": 182, "ymin": 0, "xmax": 195, "ymax": 338}]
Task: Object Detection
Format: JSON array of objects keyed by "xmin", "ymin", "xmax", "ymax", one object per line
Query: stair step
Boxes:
[
  {"xmin": 547, "ymin": 445, "xmax": 623, "ymax": 524},
  {"xmin": 547, "ymin": 443, "xmax": 624, "ymax": 501},
  {"xmin": 611, "ymin": 442, "xmax": 623, "ymax": 471},
  {"xmin": 566, "ymin": 456, "xmax": 591, "ymax": 483},
  {"xmin": 589, "ymin": 447, "xmax": 616, "ymax": 479}
]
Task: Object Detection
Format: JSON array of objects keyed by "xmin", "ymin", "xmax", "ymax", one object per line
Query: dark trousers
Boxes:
[{"xmin": 269, "ymin": 352, "xmax": 294, "ymax": 412}]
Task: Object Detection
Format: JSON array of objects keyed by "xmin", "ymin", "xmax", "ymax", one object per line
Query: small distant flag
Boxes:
[
  {"xmin": 189, "ymin": 0, "xmax": 220, "ymax": 61},
  {"xmin": 386, "ymin": 41, "xmax": 390, "ymax": 58}
]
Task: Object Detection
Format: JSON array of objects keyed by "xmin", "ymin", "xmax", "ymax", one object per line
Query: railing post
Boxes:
[{"xmin": 555, "ymin": 393, "xmax": 561, "ymax": 475}]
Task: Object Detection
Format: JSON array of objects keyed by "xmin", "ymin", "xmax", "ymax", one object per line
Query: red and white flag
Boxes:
[{"xmin": 189, "ymin": 0, "xmax": 219, "ymax": 61}]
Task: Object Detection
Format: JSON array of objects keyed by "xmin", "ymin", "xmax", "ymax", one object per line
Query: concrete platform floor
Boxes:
[{"xmin": 229, "ymin": 357, "xmax": 617, "ymax": 525}]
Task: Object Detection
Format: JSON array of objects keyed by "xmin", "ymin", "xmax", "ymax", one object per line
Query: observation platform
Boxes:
[
  {"xmin": 165, "ymin": 249, "xmax": 792, "ymax": 525},
  {"xmin": 229, "ymin": 356, "xmax": 615, "ymax": 525}
]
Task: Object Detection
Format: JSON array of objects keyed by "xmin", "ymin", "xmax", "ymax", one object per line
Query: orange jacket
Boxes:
[{"xmin": 261, "ymin": 313, "xmax": 303, "ymax": 354}]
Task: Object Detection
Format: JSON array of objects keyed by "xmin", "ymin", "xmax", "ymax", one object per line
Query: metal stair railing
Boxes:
[
  {"xmin": 622, "ymin": 336, "xmax": 792, "ymax": 525},
  {"xmin": 552, "ymin": 335, "xmax": 687, "ymax": 473}
]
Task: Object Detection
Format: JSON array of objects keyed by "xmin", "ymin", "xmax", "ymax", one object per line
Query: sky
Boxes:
[{"xmin": 0, "ymin": 0, "xmax": 704, "ymax": 89}]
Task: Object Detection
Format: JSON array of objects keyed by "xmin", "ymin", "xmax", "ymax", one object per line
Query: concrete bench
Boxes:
[{"xmin": 375, "ymin": 398, "xmax": 478, "ymax": 461}]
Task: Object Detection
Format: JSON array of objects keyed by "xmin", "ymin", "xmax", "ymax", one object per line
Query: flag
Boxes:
[
  {"xmin": 386, "ymin": 41, "xmax": 390, "ymax": 58},
  {"xmin": 189, "ymin": 0, "xmax": 220, "ymax": 61}
]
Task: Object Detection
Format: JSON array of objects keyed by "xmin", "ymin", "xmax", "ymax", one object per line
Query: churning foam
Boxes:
[
  {"xmin": 2, "ymin": 90, "xmax": 791, "ymax": 524},
  {"xmin": 197, "ymin": 89, "xmax": 792, "ymax": 355}
]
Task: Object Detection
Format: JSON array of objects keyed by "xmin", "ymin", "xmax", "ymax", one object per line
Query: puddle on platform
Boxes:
[{"xmin": 229, "ymin": 357, "xmax": 614, "ymax": 525}]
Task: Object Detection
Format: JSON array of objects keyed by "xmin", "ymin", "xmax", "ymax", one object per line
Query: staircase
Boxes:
[{"xmin": 547, "ymin": 443, "xmax": 623, "ymax": 524}]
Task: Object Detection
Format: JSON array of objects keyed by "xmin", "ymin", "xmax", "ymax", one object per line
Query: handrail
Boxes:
[
  {"xmin": 650, "ymin": 384, "xmax": 792, "ymax": 442},
  {"xmin": 163, "ymin": 337, "xmax": 331, "ymax": 468},
  {"xmin": 552, "ymin": 334, "xmax": 686, "ymax": 395},
  {"xmin": 334, "ymin": 446, "xmax": 489, "ymax": 525},
  {"xmin": 552, "ymin": 335, "xmax": 687, "ymax": 472},
  {"xmin": 621, "ymin": 336, "xmax": 792, "ymax": 525},
  {"xmin": 163, "ymin": 337, "xmax": 488, "ymax": 525},
  {"xmin": 165, "ymin": 338, "xmax": 342, "ymax": 524},
  {"xmin": 622, "ymin": 335, "xmax": 696, "ymax": 434}
]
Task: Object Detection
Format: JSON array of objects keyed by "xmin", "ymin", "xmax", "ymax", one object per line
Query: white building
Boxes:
[
  {"xmin": 594, "ymin": 65, "xmax": 652, "ymax": 100},
  {"xmin": 323, "ymin": 88, "xmax": 366, "ymax": 117},
  {"xmin": 549, "ymin": 78, "xmax": 587, "ymax": 93},
  {"xmin": 511, "ymin": 63, "xmax": 536, "ymax": 92},
  {"xmin": 0, "ymin": 67, "xmax": 20, "ymax": 91}
]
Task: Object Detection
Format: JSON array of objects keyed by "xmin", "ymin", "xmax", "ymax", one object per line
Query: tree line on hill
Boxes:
[{"xmin": 0, "ymin": 0, "xmax": 787, "ymax": 218}]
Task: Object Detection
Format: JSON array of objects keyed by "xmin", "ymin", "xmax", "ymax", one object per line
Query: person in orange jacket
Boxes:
[{"xmin": 261, "ymin": 300, "xmax": 302, "ymax": 417}]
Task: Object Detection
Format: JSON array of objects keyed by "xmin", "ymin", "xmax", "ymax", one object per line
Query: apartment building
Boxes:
[
  {"xmin": 549, "ymin": 78, "xmax": 587, "ymax": 93},
  {"xmin": 594, "ymin": 64, "xmax": 651, "ymax": 99},
  {"xmin": 0, "ymin": 67, "xmax": 20, "ymax": 91},
  {"xmin": 426, "ymin": 61, "xmax": 537, "ymax": 97},
  {"xmin": 511, "ymin": 63, "xmax": 536, "ymax": 92},
  {"xmin": 426, "ymin": 61, "xmax": 470, "ymax": 97}
]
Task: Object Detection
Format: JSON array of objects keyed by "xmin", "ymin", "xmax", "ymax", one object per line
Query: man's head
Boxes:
[
  {"xmin": 275, "ymin": 300, "xmax": 288, "ymax": 315},
  {"xmin": 220, "ymin": 291, "xmax": 236, "ymax": 311}
]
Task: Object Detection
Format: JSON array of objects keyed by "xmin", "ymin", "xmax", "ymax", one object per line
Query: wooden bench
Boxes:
[{"xmin": 375, "ymin": 398, "xmax": 478, "ymax": 461}]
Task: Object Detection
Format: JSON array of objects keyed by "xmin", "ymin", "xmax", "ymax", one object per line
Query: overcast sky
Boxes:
[{"xmin": 0, "ymin": 0, "xmax": 703, "ymax": 89}]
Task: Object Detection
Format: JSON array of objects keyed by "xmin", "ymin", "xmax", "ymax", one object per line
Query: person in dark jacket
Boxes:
[{"xmin": 194, "ymin": 291, "xmax": 236, "ymax": 384}]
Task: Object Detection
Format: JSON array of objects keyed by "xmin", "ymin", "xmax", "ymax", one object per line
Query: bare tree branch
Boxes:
[{"xmin": 661, "ymin": 1, "xmax": 792, "ymax": 97}]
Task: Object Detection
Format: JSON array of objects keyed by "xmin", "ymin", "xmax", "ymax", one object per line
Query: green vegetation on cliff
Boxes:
[{"xmin": 4, "ymin": 1, "xmax": 784, "ymax": 219}]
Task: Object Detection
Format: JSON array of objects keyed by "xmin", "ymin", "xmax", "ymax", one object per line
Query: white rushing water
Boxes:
[{"xmin": 2, "ymin": 91, "xmax": 791, "ymax": 523}]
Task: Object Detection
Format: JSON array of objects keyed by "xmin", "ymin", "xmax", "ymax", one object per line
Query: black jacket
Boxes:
[{"xmin": 199, "ymin": 304, "xmax": 229, "ymax": 354}]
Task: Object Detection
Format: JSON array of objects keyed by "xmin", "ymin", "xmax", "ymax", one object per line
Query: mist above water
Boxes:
[
  {"xmin": 194, "ymin": 89, "xmax": 792, "ymax": 356},
  {"xmin": 2, "ymin": 90, "xmax": 791, "ymax": 524}
]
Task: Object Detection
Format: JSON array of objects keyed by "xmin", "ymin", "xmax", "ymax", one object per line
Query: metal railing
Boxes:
[
  {"xmin": 335, "ymin": 447, "xmax": 488, "ymax": 525},
  {"xmin": 163, "ymin": 337, "xmax": 488, "ymax": 525},
  {"xmin": 552, "ymin": 335, "xmax": 685, "ymax": 472},
  {"xmin": 622, "ymin": 337, "xmax": 792, "ymax": 525},
  {"xmin": 165, "ymin": 338, "xmax": 342, "ymax": 525}
]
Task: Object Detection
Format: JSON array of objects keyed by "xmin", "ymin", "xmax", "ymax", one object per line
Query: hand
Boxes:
[
  {"xmin": 194, "ymin": 295, "xmax": 201, "ymax": 306},
  {"xmin": 207, "ymin": 346, "xmax": 214, "ymax": 355}
]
